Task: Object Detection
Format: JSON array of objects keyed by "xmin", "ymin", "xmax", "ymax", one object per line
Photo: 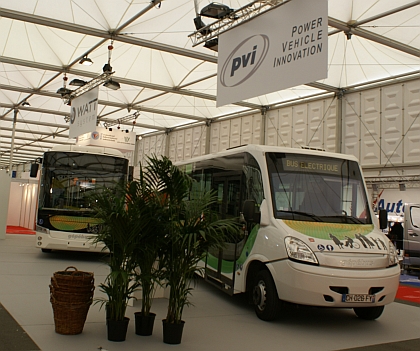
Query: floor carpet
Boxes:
[
  {"xmin": 6, "ymin": 226, "xmax": 35, "ymax": 235},
  {"xmin": 395, "ymin": 285, "xmax": 420, "ymax": 306}
]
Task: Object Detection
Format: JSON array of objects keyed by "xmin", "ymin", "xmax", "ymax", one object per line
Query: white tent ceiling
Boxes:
[{"xmin": 0, "ymin": 0, "xmax": 419, "ymax": 168}]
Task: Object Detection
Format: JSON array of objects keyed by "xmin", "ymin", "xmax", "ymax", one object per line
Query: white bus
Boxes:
[
  {"xmin": 177, "ymin": 144, "xmax": 400, "ymax": 321},
  {"xmin": 35, "ymin": 145, "xmax": 129, "ymax": 252}
]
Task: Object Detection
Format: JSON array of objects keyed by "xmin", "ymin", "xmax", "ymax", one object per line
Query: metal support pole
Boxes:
[
  {"xmin": 8, "ymin": 108, "xmax": 18, "ymax": 174},
  {"xmin": 336, "ymin": 90, "xmax": 345, "ymax": 153}
]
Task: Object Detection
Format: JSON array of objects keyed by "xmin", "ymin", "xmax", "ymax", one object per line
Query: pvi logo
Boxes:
[
  {"xmin": 220, "ymin": 34, "xmax": 269, "ymax": 88},
  {"xmin": 91, "ymin": 131, "xmax": 99, "ymax": 140}
]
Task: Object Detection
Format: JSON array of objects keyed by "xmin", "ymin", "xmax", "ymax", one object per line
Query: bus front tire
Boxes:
[
  {"xmin": 353, "ymin": 306, "xmax": 384, "ymax": 320},
  {"xmin": 252, "ymin": 270, "xmax": 279, "ymax": 321}
]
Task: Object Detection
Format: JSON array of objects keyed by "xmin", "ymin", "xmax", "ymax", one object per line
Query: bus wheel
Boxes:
[
  {"xmin": 252, "ymin": 270, "xmax": 279, "ymax": 321},
  {"xmin": 41, "ymin": 249, "xmax": 52, "ymax": 253},
  {"xmin": 353, "ymin": 306, "xmax": 384, "ymax": 320}
]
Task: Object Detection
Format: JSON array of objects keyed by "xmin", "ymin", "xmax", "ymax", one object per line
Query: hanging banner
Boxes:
[
  {"xmin": 68, "ymin": 87, "xmax": 99, "ymax": 138},
  {"xmin": 217, "ymin": 0, "xmax": 328, "ymax": 107},
  {"xmin": 77, "ymin": 127, "xmax": 136, "ymax": 151}
]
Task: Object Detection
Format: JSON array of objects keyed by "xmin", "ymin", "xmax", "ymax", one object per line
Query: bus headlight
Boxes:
[
  {"xmin": 388, "ymin": 241, "xmax": 399, "ymax": 267},
  {"xmin": 285, "ymin": 237, "xmax": 318, "ymax": 265}
]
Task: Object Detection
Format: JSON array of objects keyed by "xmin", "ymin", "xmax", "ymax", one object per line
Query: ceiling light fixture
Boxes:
[
  {"xmin": 21, "ymin": 101, "xmax": 30, "ymax": 106},
  {"xmin": 204, "ymin": 38, "xmax": 218, "ymax": 52},
  {"xmin": 103, "ymin": 79, "xmax": 121, "ymax": 90},
  {"xmin": 56, "ymin": 87, "xmax": 73, "ymax": 96},
  {"xmin": 79, "ymin": 55, "xmax": 93, "ymax": 66},
  {"xmin": 200, "ymin": 2, "xmax": 234, "ymax": 19},
  {"xmin": 69, "ymin": 78, "xmax": 87, "ymax": 86}
]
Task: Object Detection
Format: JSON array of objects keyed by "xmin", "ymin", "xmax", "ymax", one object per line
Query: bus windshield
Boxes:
[
  {"xmin": 39, "ymin": 151, "xmax": 127, "ymax": 213},
  {"xmin": 266, "ymin": 152, "xmax": 371, "ymax": 224}
]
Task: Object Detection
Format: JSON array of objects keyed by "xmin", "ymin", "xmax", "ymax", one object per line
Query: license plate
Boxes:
[{"xmin": 342, "ymin": 294, "xmax": 375, "ymax": 303}]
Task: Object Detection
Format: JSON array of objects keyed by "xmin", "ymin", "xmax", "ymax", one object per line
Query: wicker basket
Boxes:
[
  {"xmin": 50, "ymin": 285, "xmax": 94, "ymax": 303},
  {"xmin": 50, "ymin": 266, "xmax": 95, "ymax": 335},
  {"xmin": 51, "ymin": 297, "xmax": 92, "ymax": 335},
  {"xmin": 53, "ymin": 266, "xmax": 94, "ymax": 288}
]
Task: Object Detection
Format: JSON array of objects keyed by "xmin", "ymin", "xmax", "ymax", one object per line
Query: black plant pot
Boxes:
[
  {"xmin": 134, "ymin": 312, "xmax": 156, "ymax": 336},
  {"xmin": 162, "ymin": 319, "xmax": 185, "ymax": 344},
  {"xmin": 107, "ymin": 317, "xmax": 130, "ymax": 342}
]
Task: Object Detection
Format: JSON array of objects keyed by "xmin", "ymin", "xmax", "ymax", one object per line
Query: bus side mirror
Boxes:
[
  {"xmin": 243, "ymin": 200, "xmax": 256, "ymax": 223},
  {"xmin": 379, "ymin": 209, "xmax": 388, "ymax": 229}
]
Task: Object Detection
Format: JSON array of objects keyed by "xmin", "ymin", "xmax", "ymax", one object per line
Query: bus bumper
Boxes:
[
  {"xmin": 269, "ymin": 259, "xmax": 400, "ymax": 307},
  {"xmin": 35, "ymin": 231, "xmax": 106, "ymax": 252}
]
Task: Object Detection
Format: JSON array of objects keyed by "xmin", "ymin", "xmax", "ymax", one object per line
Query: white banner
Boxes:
[
  {"xmin": 217, "ymin": 0, "xmax": 328, "ymax": 107},
  {"xmin": 68, "ymin": 87, "xmax": 99, "ymax": 138},
  {"xmin": 77, "ymin": 127, "xmax": 136, "ymax": 151}
]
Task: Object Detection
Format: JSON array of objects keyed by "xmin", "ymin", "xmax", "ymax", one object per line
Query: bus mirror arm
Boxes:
[
  {"xmin": 259, "ymin": 199, "xmax": 270, "ymax": 226},
  {"xmin": 378, "ymin": 209, "xmax": 388, "ymax": 230}
]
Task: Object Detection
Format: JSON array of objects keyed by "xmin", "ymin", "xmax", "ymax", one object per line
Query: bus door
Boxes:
[
  {"xmin": 205, "ymin": 173, "xmax": 244, "ymax": 295},
  {"xmin": 403, "ymin": 204, "xmax": 420, "ymax": 269}
]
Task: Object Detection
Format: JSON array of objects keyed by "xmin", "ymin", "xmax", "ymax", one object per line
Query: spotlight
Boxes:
[
  {"xmin": 103, "ymin": 79, "xmax": 121, "ymax": 90},
  {"xmin": 399, "ymin": 183, "xmax": 406, "ymax": 191},
  {"xmin": 194, "ymin": 16, "xmax": 211, "ymax": 35},
  {"xmin": 103, "ymin": 63, "xmax": 113, "ymax": 73},
  {"xmin": 125, "ymin": 129, "xmax": 129, "ymax": 133},
  {"xmin": 109, "ymin": 128, "xmax": 113, "ymax": 131},
  {"xmin": 21, "ymin": 101, "xmax": 30, "ymax": 106},
  {"xmin": 345, "ymin": 31, "xmax": 352, "ymax": 40},
  {"xmin": 204, "ymin": 38, "xmax": 218, "ymax": 52},
  {"xmin": 79, "ymin": 56, "xmax": 93, "ymax": 66},
  {"xmin": 372, "ymin": 184, "xmax": 378, "ymax": 192},
  {"xmin": 69, "ymin": 78, "xmax": 87, "ymax": 86},
  {"xmin": 200, "ymin": 3, "xmax": 234, "ymax": 19},
  {"xmin": 56, "ymin": 87, "xmax": 73, "ymax": 97}
]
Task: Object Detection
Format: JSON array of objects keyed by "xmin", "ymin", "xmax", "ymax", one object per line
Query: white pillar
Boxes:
[{"xmin": 0, "ymin": 170, "xmax": 12, "ymax": 239}]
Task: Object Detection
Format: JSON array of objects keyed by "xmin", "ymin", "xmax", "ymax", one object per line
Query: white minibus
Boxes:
[{"xmin": 177, "ymin": 144, "xmax": 400, "ymax": 321}]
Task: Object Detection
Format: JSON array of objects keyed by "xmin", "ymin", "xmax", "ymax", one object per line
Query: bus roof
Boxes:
[
  {"xmin": 176, "ymin": 144, "xmax": 360, "ymax": 166},
  {"xmin": 48, "ymin": 145, "xmax": 125, "ymax": 158}
]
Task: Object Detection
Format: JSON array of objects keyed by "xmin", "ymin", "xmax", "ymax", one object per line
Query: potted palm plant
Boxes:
[
  {"xmin": 143, "ymin": 155, "xmax": 238, "ymax": 344},
  {"xmin": 127, "ymin": 171, "xmax": 165, "ymax": 337},
  {"xmin": 91, "ymin": 181, "xmax": 151, "ymax": 342}
]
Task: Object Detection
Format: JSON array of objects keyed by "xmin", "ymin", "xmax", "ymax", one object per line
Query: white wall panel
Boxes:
[
  {"xmin": 252, "ymin": 114, "xmax": 262, "ymax": 145},
  {"xmin": 210, "ymin": 122, "xmax": 220, "ymax": 154},
  {"xmin": 230, "ymin": 118, "xmax": 241, "ymax": 148},
  {"xmin": 176, "ymin": 130, "xmax": 185, "ymax": 161},
  {"xmin": 404, "ymin": 80, "xmax": 420, "ymax": 164},
  {"xmin": 192, "ymin": 126, "xmax": 206, "ymax": 157},
  {"xmin": 292, "ymin": 105, "xmax": 307, "ymax": 148},
  {"xmin": 136, "ymin": 139, "xmax": 144, "ymax": 165},
  {"xmin": 324, "ymin": 98, "xmax": 337, "ymax": 153},
  {"xmin": 278, "ymin": 107, "xmax": 292, "ymax": 147},
  {"xmin": 360, "ymin": 89, "xmax": 381, "ymax": 166},
  {"xmin": 155, "ymin": 134, "xmax": 166, "ymax": 156},
  {"xmin": 307, "ymin": 100, "xmax": 323, "ymax": 149},
  {"xmin": 219, "ymin": 120, "xmax": 230, "ymax": 151},
  {"xmin": 241, "ymin": 115, "xmax": 253, "ymax": 145},
  {"xmin": 148, "ymin": 135, "xmax": 156, "ymax": 156},
  {"xmin": 265, "ymin": 111, "xmax": 278, "ymax": 146},
  {"xmin": 342, "ymin": 93, "xmax": 361, "ymax": 160},
  {"xmin": 143, "ymin": 137, "xmax": 151, "ymax": 160},
  {"xmin": 168, "ymin": 133, "xmax": 177, "ymax": 160},
  {"xmin": 381, "ymin": 85, "xmax": 403, "ymax": 165},
  {"xmin": 183, "ymin": 128, "xmax": 192, "ymax": 160}
]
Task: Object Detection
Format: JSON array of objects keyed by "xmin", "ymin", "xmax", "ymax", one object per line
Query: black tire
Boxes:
[
  {"xmin": 252, "ymin": 270, "xmax": 280, "ymax": 321},
  {"xmin": 353, "ymin": 306, "xmax": 384, "ymax": 320},
  {"xmin": 41, "ymin": 248, "xmax": 52, "ymax": 253}
]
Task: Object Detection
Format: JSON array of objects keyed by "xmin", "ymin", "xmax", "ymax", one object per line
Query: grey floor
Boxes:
[{"xmin": 0, "ymin": 233, "xmax": 419, "ymax": 351}]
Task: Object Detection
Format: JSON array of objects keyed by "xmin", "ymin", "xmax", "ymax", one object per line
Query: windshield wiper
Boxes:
[{"xmin": 276, "ymin": 209, "xmax": 323, "ymax": 222}]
